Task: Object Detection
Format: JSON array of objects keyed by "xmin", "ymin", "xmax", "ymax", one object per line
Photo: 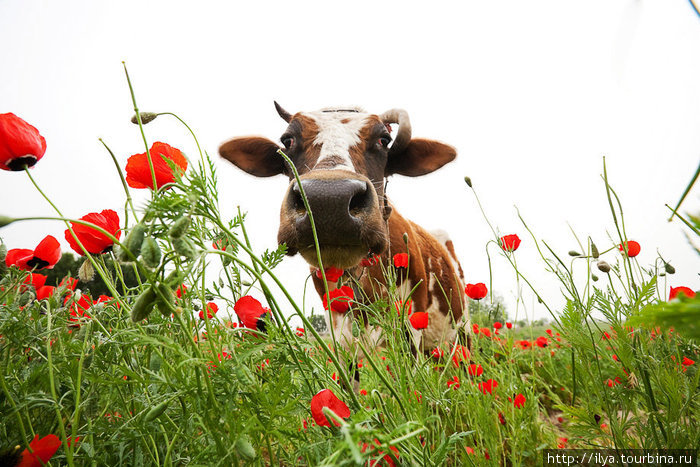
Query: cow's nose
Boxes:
[{"xmin": 286, "ymin": 178, "xmax": 373, "ymax": 242}]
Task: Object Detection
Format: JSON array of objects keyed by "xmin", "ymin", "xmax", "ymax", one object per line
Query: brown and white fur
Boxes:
[{"xmin": 219, "ymin": 104, "xmax": 468, "ymax": 354}]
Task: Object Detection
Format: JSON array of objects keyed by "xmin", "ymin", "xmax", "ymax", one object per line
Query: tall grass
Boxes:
[{"xmin": 0, "ymin": 72, "xmax": 697, "ymax": 465}]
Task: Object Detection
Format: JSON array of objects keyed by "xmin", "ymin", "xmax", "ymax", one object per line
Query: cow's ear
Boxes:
[
  {"xmin": 219, "ymin": 137, "xmax": 285, "ymax": 177},
  {"xmin": 385, "ymin": 138, "xmax": 457, "ymax": 177}
]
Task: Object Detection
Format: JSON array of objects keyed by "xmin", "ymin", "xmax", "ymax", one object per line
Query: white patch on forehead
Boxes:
[{"xmin": 303, "ymin": 109, "xmax": 369, "ymax": 172}]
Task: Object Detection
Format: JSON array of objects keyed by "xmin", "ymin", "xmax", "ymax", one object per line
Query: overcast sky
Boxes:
[{"xmin": 1, "ymin": 0, "xmax": 699, "ymax": 324}]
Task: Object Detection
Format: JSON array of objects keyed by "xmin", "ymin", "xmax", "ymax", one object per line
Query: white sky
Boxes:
[{"xmin": 1, "ymin": 0, "xmax": 699, "ymax": 324}]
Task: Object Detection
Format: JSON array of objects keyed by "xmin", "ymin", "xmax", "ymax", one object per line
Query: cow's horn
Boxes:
[
  {"xmin": 380, "ymin": 109, "xmax": 411, "ymax": 154},
  {"xmin": 274, "ymin": 101, "xmax": 292, "ymax": 123}
]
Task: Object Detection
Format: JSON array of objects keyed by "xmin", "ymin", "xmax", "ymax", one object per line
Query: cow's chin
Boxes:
[{"xmin": 298, "ymin": 245, "xmax": 368, "ymax": 270}]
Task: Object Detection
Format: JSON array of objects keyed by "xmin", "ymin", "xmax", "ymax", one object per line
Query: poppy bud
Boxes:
[
  {"xmin": 664, "ymin": 262, "xmax": 675, "ymax": 274},
  {"xmin": 464, "ymin": 176, "xmax": 472, "ymax": 187},
  {"xmin": 78, "ymin": 258, "xmax": 95, "ymax": 282},
  {"xmin": 131, "ymin": 286, "xmax": 157, "ymax": 322},
  {"xmin": 130, "ymin": 112, "xmax": 158, "ymax": 125},
  {"xmin": 597, "ymin": 261, "xmax": 611, "ymax": 273},
  {"xmin": 592, "ymin": 274, "xmax": 599, "ymax": 282},
  {"xmin": 235, "ymin": 436, "xmax": 256, "ymax": 461},
  {"xmin": 172, "ymin": 236, "xmax": 197, "ymax": 260},
  {"xmin": 144, "ymin": 400, "xmax": 169, "ymax": 422},
  {"xmin": 118, "ymin": 223, "xmax": 146, "ymax": 262},
  {"xmin": 0, "ymin": 215, "xmax": 15, "ymax": 228},
  {"xmin": 568, "ymin": 251, "xmax": 581, "ymax": 257},
  {"xmin": 591, "ymin": 242, "xmax": 599, "ymax": 259},
  {"xmin": 141, "ymin": 237, "xmax": 162, "ymax": 268},
  {"xmin": 169, "ymin": 216, "xmax": 191, "ymax": 239},
  {"xmin": 403, "ymin": 232, "xmax": 409, "ymax": 245},
  {"xmin": 155, "ymin": 283, "xmax": 175, "ymax": 317}
]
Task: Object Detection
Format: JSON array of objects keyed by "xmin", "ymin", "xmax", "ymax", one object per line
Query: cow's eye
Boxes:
[
  {"xmin": 379, "ymin": 135, "xmax": 392, "ymax": 148},
  {"xmin": 281, "ymin": 136, "xmax": 295, "ymax": 149}
]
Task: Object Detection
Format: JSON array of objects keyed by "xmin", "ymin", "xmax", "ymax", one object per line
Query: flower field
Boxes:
[{"xmin": 1, "ymin": 74, "xmax": 698, "ymax": 466}]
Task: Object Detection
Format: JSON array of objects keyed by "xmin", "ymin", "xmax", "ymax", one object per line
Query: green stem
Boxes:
[
  {"xmin": 122, "ymin": 62, "xmax": 158, "ymax": 194},
  {"xmin": 45, "ymin": 303, "xmax": 75, "ymax": 466},
  {"xmin": 99, "ymin": 138, "xmax": 139, "ymax": 221},
  {"xmin": 667, "ymin": 160, "xmax": 700, "ymax": 222}
]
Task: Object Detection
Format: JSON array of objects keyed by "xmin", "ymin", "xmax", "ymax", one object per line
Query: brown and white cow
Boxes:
[{"xmin": 219, "ymin": 104, "xmax": 468, "ymax": 354}]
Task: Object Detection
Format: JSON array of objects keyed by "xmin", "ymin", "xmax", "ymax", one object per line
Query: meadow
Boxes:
[{"xmin": 1, "ymin": 72, "xmax": 698, "ymax": 466}]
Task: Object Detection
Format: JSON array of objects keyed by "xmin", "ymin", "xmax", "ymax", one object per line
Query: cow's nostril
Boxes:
[{"xmin": 349, "ymin": 182, "xmax": 371, "ymax": 216}]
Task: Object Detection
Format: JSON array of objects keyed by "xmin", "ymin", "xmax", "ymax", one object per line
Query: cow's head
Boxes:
[{"xmin": 219, "ymin": 104, "xmax": 456, "ymax": 269}]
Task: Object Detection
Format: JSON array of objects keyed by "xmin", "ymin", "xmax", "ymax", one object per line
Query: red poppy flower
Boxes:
[
  {"xmin": 17, "ymin": 433, "xmax": 61, "ymax": 467},
  {"xmin": 296, "ymin": 327, "xmax": 305, "ymax": 337},
  {"xmin": 393, "ymin": 253, "xmax": 408, "ymax": 268},
  {"xmin": 360, "ymin": 439, "xmax": 400, "ymax": 467},
  {"xmin": 0, "ymin": 113, "xmax": 47, "ymax": 171},
  {"xmin": 500, "ymin": 234, "xmax": 521, "ymax": 252},
  {"xmin": 431, "ymin": 347, "xmax": 444, "ymax": 359},
  {"xmin": 360, "ymin": 389, "xmax": 368, "ymax": 396},
  {"xmin": 360, "ymin": 254, "xmax": 381, "ymax": 267},
  {"xmin": 175, "ymin": 284, "xmax": 188, "ymax": 299},
  {"xmin": 493, "ymin": 322, "xmax": 502, "ymax": 330},
  {"xmin": 6, "ymin": 235, "xmax": 61, "ymax": 271},
  {"xmin": 682, "ymin": 357, "xmax": 695, "ymax": 366},
  {"xmin": 409, "ymin": 312, "xmax": 429, "ymax": 330},
  {"xmin": 498, "ymin": 412, "xmax": 506, "ymax": 425},
  {"xmin": 513, "ymin": 393, "xmax": 526, "ymax": 408},
  {"xmin": 478, "ymin": 378, "xmax": 498, "ymax": 395},
  {"xmin": 545, "ymin": 329, "xmax": 552, "ymax": 336},
  {"xmin": 447, "ymin": 376, "xmax": 460, "ymax": 389},
  {"xmin": 468, "ymin": 364, "xmax": 483, "ymax": 376},
  {"xmin": 480, "ymin": 327, "xmax": 492, "ymax": 338},
  {"xmin": 310, "ymin": 389, "xmax": 351, "ymax": 427},
  {"xmin": 535, "ymin": 336, "xmax": 549, "ymax": 348},
  {"xmin": 315, "ymin": 267, "xmax": 344, "ymax": 282},
  {"xmin": 506, "ymin": 322, "xmax": 513, "ymax": 329},
  {"xmin": 618, "ymin": 240, "xmax": 640, "ymax": 257},
  {"xmin": 65, "ymin": 209, "xmax": 121, "ymax": 255},
  {"xmin": 451, "ymin": 344, "xmax": 470, "ymax": 367},
  {"xmin": 125, "ymin": 141, "xmax": 187, "ymax": 190},
  {"xmin": 472, "ymin": 323, "xmax": 480, "ymax": 334},
  {"xmin": 233, "ymin": 295, "xmax": 270, "ymax": 330},
  {"xmin": 61, "ymin": 277, "xmax": 78, "ymax": 291},
  {"xmin": 669, "ymin": 286, "xmax": 695, "ymax": 300},
  {"xmin": 66, "ymin": 295, "xmax": 98, "ymax": 323},
  {"xmin": 464, "ymin": 282, "xmax": 487, "ymax": 300},
  {"xmin": 322, "ymin": 285, "xmax": 354, "ymax": 313},
  {"xmin": 394, "ymin": 299, "xmax": 413, "ymax": 316},
  {"xmin": 516, "ymin": 339, "xmax": 532, "ymax": 349},
  {"xmin": 36, "ymin": 285, "xmax": 55, "ymax": 300},
  {"xmin": 199, "ymin": 302, "xmax": 218, "ymax": 320},
  {"xmin": 465, "ymin": 447, "xmax": 475, "ymax": 455},
  {"xmin": 22, "ymin": 272, "xmax": 47, "ymax": 291}
]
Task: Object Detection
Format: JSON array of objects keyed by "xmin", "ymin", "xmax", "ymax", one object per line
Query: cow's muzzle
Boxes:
[{"xmin": 278, "ymin": 170, "xmax": 388, "ymax": 268}]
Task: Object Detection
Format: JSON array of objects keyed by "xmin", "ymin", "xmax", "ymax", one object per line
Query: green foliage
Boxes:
[
  {"xmin": 628, "ymin": 294, "xmax": 700, "ymax": 339},
  {"xmin": 0, "ymin": 107, "xmax": 697, "ymax": 466}
]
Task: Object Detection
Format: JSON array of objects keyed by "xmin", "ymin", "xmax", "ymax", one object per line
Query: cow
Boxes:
[{"xmin": 219, "ymin": 104, "xmax": 469, "ymax": 356}]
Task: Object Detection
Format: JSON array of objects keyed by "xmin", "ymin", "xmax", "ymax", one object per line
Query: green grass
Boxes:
[{"xmin": 0, "ymin": 73, "xmax": 698, "ymax": 466}]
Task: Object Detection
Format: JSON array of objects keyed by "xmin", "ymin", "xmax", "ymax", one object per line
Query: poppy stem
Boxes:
[
  {"xmin": 122, "ymin": 62, "xmax": 158, "ymax": 194},
  {"xmin": 45, "ymin": 302, "xmax": 75, "ymax": 466},
  {"xmin": 99, "ymin": 138, "xmax": 139, "ymax": 222}
]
